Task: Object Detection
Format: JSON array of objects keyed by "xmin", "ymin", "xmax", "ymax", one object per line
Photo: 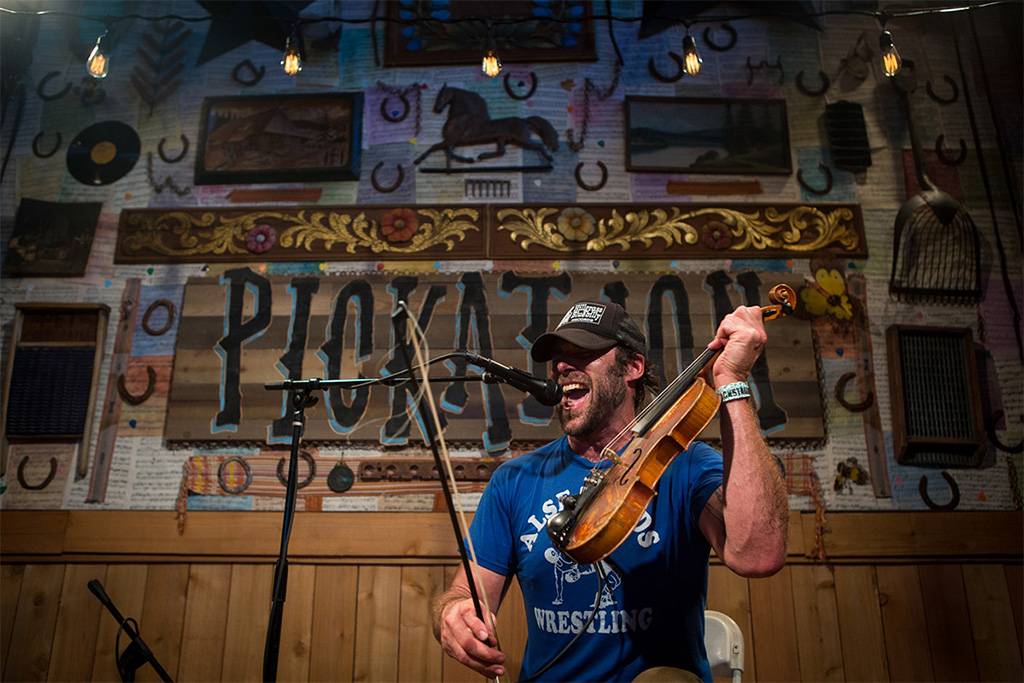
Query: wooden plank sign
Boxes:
[{"xmin": 165, "ymin": 269, "xmax": 824, "ymax": 451}]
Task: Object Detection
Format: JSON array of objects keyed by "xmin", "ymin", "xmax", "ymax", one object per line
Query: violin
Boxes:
[{"xmin": 546, "ymin": 284, "xmax": 796, "ymax": 565}]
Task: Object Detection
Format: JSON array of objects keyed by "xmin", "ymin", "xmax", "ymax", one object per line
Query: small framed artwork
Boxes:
[
  {"xmin": 4, "ymin": 198, "xmax": 102, "ymax": 277},
  {"xmin": 384, "ymin": 0, "xmax": 596, "ymax": 67},
  {"xmin": 625, "ymin": 97, "xmax": 792, "ymax": 175},
  {"xmin": 195, "ymin": 92, "xmax": 363, "ymax": 185}
]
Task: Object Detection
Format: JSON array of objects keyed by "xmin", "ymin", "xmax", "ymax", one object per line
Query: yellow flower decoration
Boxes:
[
  {"xmin": 800, "ymin": 267, "xmax": 853, "ymax": 320},
  {"xmin": 555, "ymin": 207, "xmax": 596, "ymax": 242}
]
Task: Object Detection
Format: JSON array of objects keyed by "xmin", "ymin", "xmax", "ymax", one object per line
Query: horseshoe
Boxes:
[
  {"xmin": 218, "ymin": 456, "xmax": 252, "ymax": 494},
  {"xmin": 987, "ymin": 410, "xmax": 1024, "ymax": 454},
  {"xmin": 574, "ymin": 160, "xmax": 608, "ymax": 192},
  {"xmin": 231, "ymin": 59, "xmax": 265, "ymax": 86},
  {"xmin": 32, "ymin": 131, "xmax": 62, "ymax": 158},
  {"xmin": 277, "ymin": 451, "xmax": 316, "ymax": 489},
  {"xmin": 926, "ymin": 75, "xmax": 959, "ymax": 105},
  {"xmin": 370, "ymin": 161, "xmax": 404, "ymax": 193},
  {"xmin": 797, "ymin": 162, "xmax": 833, "ymax": 196},
  {"xmin": 935, "ymin": 135, "xmax": 967, "ymax": 166},
  {"xmin": 157, "ymin": 135, "xmax": 189, "ymax": 163},
  {"xmin": 834, "ymin": 372, "xmax": 874, "ymax": 412},
  {"xmin": 503, "ymin": 71, "xmax": 538, "ymax": 100},
  {"xmin": 648, "ymin": 53, "xmax": 684, "ymax": 83},
  {"xmin": 117, "ymin": 365, "xmax": 157, "ymax": 405},
  {"xmin": 380, "ymin": 93, "xmax": 410, "ymax": 123},
  {"xmin": 142, "ymin": 298, "xmax": 176, "ymax": 336},
  {"xmin": 702, "ymin": 23, "xmax": 737, "ymax": 51},
  {"xmin": 17, "ymin": 456, "xmax": 58, "ymax": 491},
  {"xmin": 919, "ymin": 471, "xmax": 960, "ymax": 511},
  {"xmin": 36, "ymin": 71, "xmax": 72, "ymax": 102},
  {"xmin": 795, "ymin": 70, "xmax": 830, "ymax": 97}
]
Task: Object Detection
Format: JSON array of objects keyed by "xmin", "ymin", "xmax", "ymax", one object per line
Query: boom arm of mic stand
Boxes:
[{"xmin": 88, "ymin": 580, "xmax": 172, "ymax": 682}]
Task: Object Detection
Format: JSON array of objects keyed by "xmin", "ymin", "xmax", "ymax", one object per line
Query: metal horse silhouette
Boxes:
[{"xmin": 414, "ymin": 85, "xmax": 559, "ymax": 169}]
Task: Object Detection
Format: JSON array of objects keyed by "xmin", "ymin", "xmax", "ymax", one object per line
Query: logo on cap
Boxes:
[{"xmin": 558, "ymin": 302, "xmax": 606, "ymax": 328}]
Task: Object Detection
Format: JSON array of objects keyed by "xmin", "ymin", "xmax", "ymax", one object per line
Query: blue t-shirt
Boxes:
[{"xmin": 468, "ymin": 434, "xmax": 724, "ymax": 682}]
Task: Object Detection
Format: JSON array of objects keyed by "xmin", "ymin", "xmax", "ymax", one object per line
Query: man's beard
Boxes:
[{"xmin": 556, "ymin": 365, "xmax": 627, "ymax": 437}]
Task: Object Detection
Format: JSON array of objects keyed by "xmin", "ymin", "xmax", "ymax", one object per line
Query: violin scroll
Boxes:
[{"xmin": 763, "ymin": 284, "xmax": 796, "ymax": 321}]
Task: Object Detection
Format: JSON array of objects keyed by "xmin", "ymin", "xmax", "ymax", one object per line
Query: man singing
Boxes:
[{"xmin": 432, "ymin": 300, "xmax": 788, "ymax": 681}]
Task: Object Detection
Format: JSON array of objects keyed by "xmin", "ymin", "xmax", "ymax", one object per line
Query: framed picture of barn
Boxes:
[{"xmin": 194, "ymin": 92, "xmax": 363, "ymax": 184}]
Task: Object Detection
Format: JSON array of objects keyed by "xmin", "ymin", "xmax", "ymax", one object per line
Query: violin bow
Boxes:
[{"xmin": 392, "ymin": 303, "xmax": 505, "ymax": 683}]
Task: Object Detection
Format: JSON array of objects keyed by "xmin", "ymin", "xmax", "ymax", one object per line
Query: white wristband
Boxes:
[{"xmin": 716, "ymin": 381, "xmax": 751, "ymax": 403}]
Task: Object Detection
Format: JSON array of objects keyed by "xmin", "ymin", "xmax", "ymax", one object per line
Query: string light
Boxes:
[
  {"xmin": 282, "ymin": 30, "xmax": 302, "ymax": 75},
  {"xmin": 481, "ymin": 47, "xmax": 501, "ymax": 78},
  {"xmin": 0, "ymin": 2, "xmax": 1009, "ymax": 81},
  {"xmin": 481, "ymin": 22, "xmax": 501, "ymax": 78},
  {"xmin": 879, "ymin": 30, "xmax": 902, "ymax": 77},
  {"xmin": 87, "ymin": 29, "xmax": 110, "ymax": 78},
  {"xmin": 682, "ymin": 33, "xmax": 702, "ymax": 76}
]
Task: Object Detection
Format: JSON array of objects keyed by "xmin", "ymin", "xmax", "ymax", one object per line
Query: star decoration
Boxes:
[{"xmin": 196, "ymin": 0, "xmax": 313, "ymax": 67}]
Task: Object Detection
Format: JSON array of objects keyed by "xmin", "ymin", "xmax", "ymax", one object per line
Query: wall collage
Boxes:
[{"xmin": 0, "ymin": 0, "xmax": 1021, "ymax": 537}]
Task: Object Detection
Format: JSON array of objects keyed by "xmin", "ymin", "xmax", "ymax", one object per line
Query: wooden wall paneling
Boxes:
[
  {"xmin": 961, "ymin": 563, "xmax": 1024, "ymax": 682},
  {"xmin": 493, "ymin": 576, "xmax": 527, "ymax": 683},
  {"xmin": 278, "ymin": 563, "xmax": 316, "ymax": 681},
  {"xmin": 47, "ymin": 563, "xmax": 107, "ymax": 682},
  {"xmin": 221, "ymin": 564, "xmax": 272, "ymax": 681},
  {"xmin": 440, "ymin": 565, "xmax": 481, "ymax": 683},
  {"xmin": 309, "ymin": 564, "xmax": 359, "ymax": 682},
  {"xmin": 789, "ymin": 564, "xmax": 844, "ymax": 682},
  {"xmin": 176, "ymin": 564, "xmax": 230, "ymax": 683},
  {"xmin": 353, "ymin": 565, "xmax": 401, "ymax": 682},
  {"xmin": 706, "ymin": 565, "xmax": 755, "ymax": 681},
  {"xmin": 917, "ymin": 564, "xmax": 979, "ymax": 682},
  {"xmin": 3, "ymin": 564, "xmax": 65, "ymax": 682},
  {"xmin": 398, "ymin": 565, "xmax": 445, "ymax": 682},
  {"xmin": 133, "ymin": 564, "xmax": 188, "ymax": 683},
  {"xmin": 876, "ymin": 564, "xmax": 934, "ymax": 682},
  {"xmin": 748, "ymin": 566, "xmax": 800, "ymax": 682},
  {"xmin": 1005, "ymin": 563, "xmax": 1023, "ymax": 658},
  {"xmin": 0, "ymin": 565, "xmax": 24, "ymax": 679},
  {"xmin": 91, "ymin": 564, "xmax": 149, "ymax": 681},
  {"xmin": 833, "ymin": 565, "xmax": 889, "ymax": 682}
]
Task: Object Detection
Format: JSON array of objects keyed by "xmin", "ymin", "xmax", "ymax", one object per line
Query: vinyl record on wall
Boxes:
[{"xmin": 66, "ymin": 121, "xmax": 141, "ymax": 186}]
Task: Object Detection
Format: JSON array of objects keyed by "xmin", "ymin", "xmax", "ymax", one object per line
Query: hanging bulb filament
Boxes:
[
  {"xmin": 879, "ymin": 30, "xmax": 901, "ymax": 77},
  {"xmin": 682, "ymin": 33, "xmax": 702, "ymax": 75},
  {"xmin": 87, "ymin": 30, "xmax": 110, "ymax": 79},
  {"xmin": 282, "ymin": 32, "xmax": 302, "ymax": 75},
  {"xmin": 482, "ymin": 47, "xmax": 501, "ymax": 78}
]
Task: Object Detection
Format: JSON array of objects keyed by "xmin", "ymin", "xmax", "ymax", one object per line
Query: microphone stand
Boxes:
[
  {"xmin": 260, "ymin": 369, "xmax": 485, "ymax": 682},
  {"xmin": 88, "ymin": 579, "xmax": 172, "ymax": 682}
]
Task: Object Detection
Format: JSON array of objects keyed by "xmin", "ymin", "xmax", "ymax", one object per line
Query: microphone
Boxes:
[{"xmin": 463, "ymin": 352, "xmax": 563, "ymax": 406}]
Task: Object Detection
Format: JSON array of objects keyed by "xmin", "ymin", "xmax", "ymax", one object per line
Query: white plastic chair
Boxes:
[{"xmin": 704, "ymin": 610, "xmax": 744, "ymax": 683}]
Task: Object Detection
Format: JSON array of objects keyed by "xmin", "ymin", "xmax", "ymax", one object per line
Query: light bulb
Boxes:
[
  {"xmin": 87, "ymin": 32, "xmax": 109, "ymax": 79},
  {"xmin": 282, "ymin": 34, "xmax": 301, "ymax": 75},
  {"xmin": 482, "ymin": 48, "xmax": 501, "ymax": 78},
  {"xmin": 682, "ymin": 34, "xmax": 702, "ymax": 76},
  {"xmin": 879, "ymin": 30, "xmax": 901, "ymax": 77}
]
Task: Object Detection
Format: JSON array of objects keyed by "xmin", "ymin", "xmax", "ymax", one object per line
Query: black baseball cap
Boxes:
[{"xmin": 531, "ymin": 300, "xmax": 647, "ymax": 362}]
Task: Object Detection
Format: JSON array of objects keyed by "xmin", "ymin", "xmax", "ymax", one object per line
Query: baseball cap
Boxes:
[{"xmin": 531, "ymin": 300, "xmax": 648, "ymax": 362}]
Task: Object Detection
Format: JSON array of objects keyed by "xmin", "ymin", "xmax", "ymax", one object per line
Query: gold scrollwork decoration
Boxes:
[
  {"xmin": 120, "ymin": 208, "xmax": 481, "ymax": 258},
  {"xmin": 497, "ymin": 205, "xmax": 859, "ymax": 254},
  {"xmin": 278, "ymin": 207, "xmax": 479, "ymax": 254}
]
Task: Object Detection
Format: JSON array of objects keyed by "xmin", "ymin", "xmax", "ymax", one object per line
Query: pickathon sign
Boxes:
[{"xmin": 166, "ymin": 269, "xmax": 822, "ymax": 450}]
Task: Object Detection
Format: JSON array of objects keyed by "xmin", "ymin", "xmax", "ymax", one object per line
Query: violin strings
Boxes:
[
  {"xmin": 601, "ymin": 346, "xmax": 713, "ymax": 462},
  {"xmin": 402, "ymin": 306, "xmax": 505, "ymax": 677}
]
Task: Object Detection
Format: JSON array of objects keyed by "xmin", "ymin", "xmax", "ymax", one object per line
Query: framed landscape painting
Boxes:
[{"xmin": 625, "ymin": 96, "xmax": 792, "ymax": 175}]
